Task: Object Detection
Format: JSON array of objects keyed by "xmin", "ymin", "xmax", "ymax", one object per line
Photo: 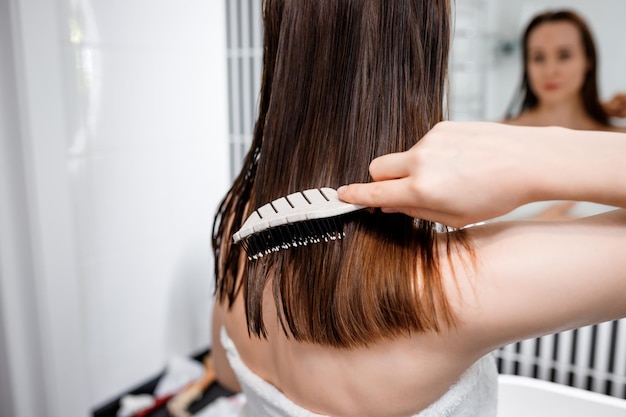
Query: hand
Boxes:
[
  {"xmin": 338, "ymin": 122, "xmax": 550, "ymax": 227},
  {"xmin": 603, "ymin": 93, "xmax": 626, "ymax": 118}
]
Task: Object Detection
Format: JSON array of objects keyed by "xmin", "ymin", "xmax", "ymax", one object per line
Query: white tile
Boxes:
[
  {"xmin": 77, "ymin": 46, "xmax": 221, "ymax": 152},
  {"xmin": 82, "ymin": 233, "xmax": 213, "ymax": 404},
  {"xmin": 88, "ymin": 150, "xmax": 172, "ymax": 257},
  {"xmin": 163, "ymin": 141, "xmax": 229, "ymax": 234},
  {"xmin": 64, "ymin": 0, "xmax": 214, "ymax": 49},
  {"xmin": 85, "ymin": 143, "xmax": 228, "ymax": 254},
  {"xmin": 56, "ymin": 0, "xmax": 230, "ymax": 407},
  {"xmin": 60, "ymin": 45, "xmax": 91, "ymax": 157},
  {"xmin": 82, "ymin": 245, "xmax": 176, "ymax": 403},
  {"xmin": 67, "ymin": 156, "xmax": 95, "ymax": 259},
  {"xmin": 161, "ymin": 237, "xmax": 213, "ymax": 354}
]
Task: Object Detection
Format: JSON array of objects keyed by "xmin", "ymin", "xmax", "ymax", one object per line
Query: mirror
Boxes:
[{"xmin": 449, "ymin": 0, "xmax": 626, "ymax": 124}]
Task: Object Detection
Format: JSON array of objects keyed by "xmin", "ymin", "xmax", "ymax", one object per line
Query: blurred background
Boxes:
[{"xmin": 0, "ymin": 1, "xmax": 624, "ymax": 416}]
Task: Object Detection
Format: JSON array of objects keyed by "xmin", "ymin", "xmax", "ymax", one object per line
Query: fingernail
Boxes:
[{"xmin": 337, "ymin": 185, "xmax": 347, "ymax": 195}]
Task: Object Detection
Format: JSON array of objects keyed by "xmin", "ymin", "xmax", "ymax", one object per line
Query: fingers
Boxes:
[
  {"xmin": 337, "ymin": 185, "xmax": 471, "ymax": 227},
  {"xmin": 337, "ymin": 180, "xmax": 415, "ymax": 209},
  {"xmin": 603, "ymin": 94, "xmax": 626, "ymax": 118},
  {"xmin": 337, "ymin": 150, "xmax": 416, "ymax": 208},
  {"xmin": 368, "ymin": 152, "xmax": 411, "ymax": 181}
]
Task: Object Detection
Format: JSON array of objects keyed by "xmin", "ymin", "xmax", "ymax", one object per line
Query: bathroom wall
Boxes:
[
  {"xmin": 62, "ymin": 0, "xmax": 229, "ymax": 407},
  {"xmin": 0, "ymin": 0, "xmax": 229, "ymax": 415}
]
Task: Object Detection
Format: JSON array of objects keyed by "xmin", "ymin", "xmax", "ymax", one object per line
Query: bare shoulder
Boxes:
[
  {"xmin": 499, "ymin": 118, "xmax": 521, "ymax": 126},
  {"xmin": 443, "ymin": 210, "xmax": 626, "ymax": 355},
  {"xmin": 499, "ymin": 113, "xmax": 537, "ymax": 127}
]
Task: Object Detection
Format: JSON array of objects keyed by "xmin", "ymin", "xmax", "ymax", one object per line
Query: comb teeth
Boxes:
[
  {"xmin": 233, "ymin": 188, "xmax": 365, "ymax": 260},
  {"xmin": 239, "ymin": 217, "xmax": 346, "ymax": 260}
]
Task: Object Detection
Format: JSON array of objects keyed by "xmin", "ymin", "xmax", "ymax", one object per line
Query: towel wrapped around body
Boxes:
[{"xmin": 220, "ymin": 328, "xmax": 497, "ymax": 417}]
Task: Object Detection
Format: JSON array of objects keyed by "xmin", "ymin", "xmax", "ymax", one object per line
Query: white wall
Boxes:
[
  {"xmin": 0, "ymin": 1, "xmax": 50, "ymax": 415},
  {"xmin": 0, "ymin": 0, "xmax": 229, "ymax": 414}
]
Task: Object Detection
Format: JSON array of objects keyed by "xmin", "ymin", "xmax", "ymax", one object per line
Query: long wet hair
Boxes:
[
  {"xmin": 505, "ymin": 9, "xmax": 609, "ymax": 125},
  {"xmin": 213, "ymin": 0, "xmax": 464, "ymax": 349}
]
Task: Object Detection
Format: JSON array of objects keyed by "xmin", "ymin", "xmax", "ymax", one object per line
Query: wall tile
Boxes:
[{"xmin": 65, "ymin": 0, "xmax": 213, "ymax": 49}]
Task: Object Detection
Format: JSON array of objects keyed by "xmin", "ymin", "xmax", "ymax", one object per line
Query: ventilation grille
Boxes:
[
  {"xmin": 225, "ymin": 0, "xmax": 263, "ymax": 179},
  {"xmin": 496, "ymin": 319, "xmax": 626, "ymax": 399},
  {"xmin": 224, "ymin": 1, "xmax": 626, "ymax": 401}
]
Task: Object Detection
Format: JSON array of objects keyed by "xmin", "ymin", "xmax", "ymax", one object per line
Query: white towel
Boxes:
[
  {"xmin": 416, "ymin": 353, "xmax": 498, "ymax": 417},
  {"xmin": 221, "ymin": 328, "xmax": 497, "ymax": 417}
]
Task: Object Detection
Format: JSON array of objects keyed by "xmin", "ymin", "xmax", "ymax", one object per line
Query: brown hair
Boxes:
[
  {"xmin": 213, "ymin": 0, "xmax": 463, "ymax": 349},
  {"xmin": 506, "ymin": 9, "xmax": 609, "ymax": 125}
]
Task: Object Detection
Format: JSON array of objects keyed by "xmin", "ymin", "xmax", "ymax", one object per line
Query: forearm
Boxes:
[
  {"xmin": 522, "ymin": 127, "xmax": 626, "ymax": 208},
  {"xmin": 338, "ymin": 122, "xmax": 626, "ymax": 226}
]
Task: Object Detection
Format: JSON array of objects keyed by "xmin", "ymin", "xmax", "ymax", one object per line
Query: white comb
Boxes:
[{"xmin": 233, "ymin": 187, "xmax": 365, "ymax": 259}]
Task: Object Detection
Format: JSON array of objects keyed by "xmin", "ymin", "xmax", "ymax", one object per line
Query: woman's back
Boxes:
[
  {"xmin": 215, "ymin": 205, "xmax": 626, "ymax": 415},
  {"xmin": 216, "ymin": 257, "xmax": 497, "ymax": 417},
  {"xmin": 214, "ymin": 173, "xmax": 626, "ymax": 415}
]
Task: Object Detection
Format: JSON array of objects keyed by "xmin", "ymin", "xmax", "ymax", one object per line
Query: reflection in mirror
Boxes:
[{"xmin": 449, "ymin": 0, "xmax": 626, "ymax": 127}]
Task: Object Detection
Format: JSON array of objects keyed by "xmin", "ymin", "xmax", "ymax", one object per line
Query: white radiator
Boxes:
[
  {"xmin": 226, "ymin": 0, "xmax": 263, "ymax": 179},
  {"xmin": 496, "ymin": 320, "xmax": 626, "ymax": 399}
]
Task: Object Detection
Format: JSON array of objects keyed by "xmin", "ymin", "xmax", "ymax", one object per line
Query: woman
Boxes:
[
  {"xmin": 211, "ymin": 2, "xmax": 626, "ymax": 416},
  {"xmin": 504, "ymin": 9, "xmax": 626, "ymax": 133}
]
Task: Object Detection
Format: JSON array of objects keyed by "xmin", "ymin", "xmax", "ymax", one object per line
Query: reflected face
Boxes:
[{"xmin": 526, "ymin": 21, "xmax": 589, "ymax": 105}]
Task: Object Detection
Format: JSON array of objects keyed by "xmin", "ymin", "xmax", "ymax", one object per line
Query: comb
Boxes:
[{"xmin": 233, "ymin": 187, "xmax": 365, "ymax": 260}]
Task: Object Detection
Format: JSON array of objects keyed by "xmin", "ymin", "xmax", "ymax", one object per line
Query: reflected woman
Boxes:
[{"xmin": 504, "ymin": 9, "xmax": 626, "ymax": 133}]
